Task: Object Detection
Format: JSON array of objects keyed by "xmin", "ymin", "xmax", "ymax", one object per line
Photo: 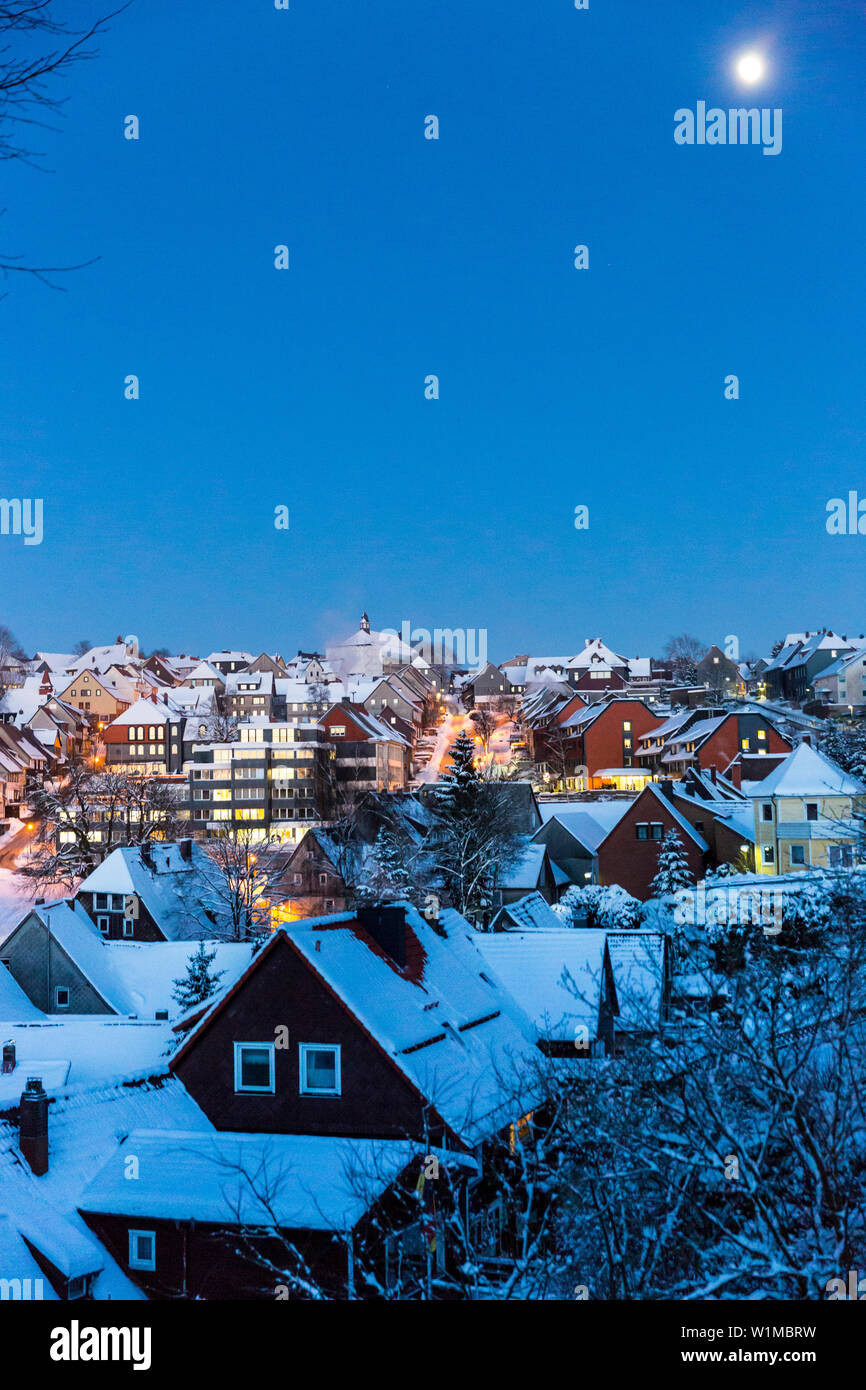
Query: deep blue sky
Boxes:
[{"xmin": 1, "ymin": 0, "xmax": 865, "ymax": 662}]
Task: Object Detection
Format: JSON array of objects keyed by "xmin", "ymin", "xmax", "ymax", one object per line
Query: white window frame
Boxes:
[
  {"xmin": 299, "ymin": 1042, "xmax": 341, "ymax": 1097},
  {"xmin": 122, "ymin": 918, "xmax": 134, "ymax": 938},
  {"xmin": 97, "ymin": 916, "xmax": 110, "ymax": 934},
  {"xmin": 234, "ymin": 1041, "xmax": 276, "ymax": 1094},
  {"xmin": 128, "ymin": 1229, "xmax": 156, "ymax": 1271},
  {"xmin": 54, "ymin": 985, "xmax": 70, "ymax": 1009}
]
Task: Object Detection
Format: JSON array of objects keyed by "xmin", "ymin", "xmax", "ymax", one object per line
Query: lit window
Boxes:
[
  {"xmin": 623, "ymin": 721, "xmax": 632, "ymax": 732},
  {"xmin": 299, "ymin": 1043, "xmax": 341, "ymax": 1096},
  {"xmin": 763, "ymin": 846, "xmax": 775, "ymax": 865},
  {"xmin": 234, "ymin": 1042, "xmax": 275, "ymax": 1093},
  {"xmin": 128, "ymin": 1230, "xmax": 156, "ymax": 1271}
]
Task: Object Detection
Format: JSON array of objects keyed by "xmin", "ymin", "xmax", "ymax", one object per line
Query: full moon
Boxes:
[{"xmin": 736, "ymin": 51, "xmax": 765, "ymax": 84}]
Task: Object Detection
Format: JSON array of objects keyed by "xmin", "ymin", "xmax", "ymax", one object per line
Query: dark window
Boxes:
[
  {"xmin": 805, "ymin": 803, "xmax": 818, "ymax": 822},
  {"xmin": 790, "ymin": 845, "xmax": 806, "ymax": 865},
  {"xmin": 650, "ymin": 823, "xmax": 664, "ymax": 840},
  {"xmin": 635, "ymin": 824, "xmax": 649, "ymax": 841},
  {"xmin": 234, "ymin": 1043, "xmax": 275, "ymax": 1093},
  {"xmin": 762, "ymin": 804, "xmax": 773, "ymax": 821}
]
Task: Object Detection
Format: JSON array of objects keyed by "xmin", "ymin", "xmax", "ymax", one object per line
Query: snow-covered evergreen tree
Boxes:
[
  {"xmin": 435, "ymin": 729, "xmax": 480, "ymax": 814},
  {"xmin": 172, "ymin": 940, "xmax": 225, "ymax": 1011},
  {"xmin": 356, "ymin": 826, "xmax": 414, "ymax": 903},
  {"xmin": 430, "ymin": 729, "xmax": 524, "ymax": 923},
  {"xmin": 817, "ymin": 719, "xmax": 866, "ymax": 779},
  {"xmin": 649, "ymin": 830, "xmax": 694, "ymax": 896}
]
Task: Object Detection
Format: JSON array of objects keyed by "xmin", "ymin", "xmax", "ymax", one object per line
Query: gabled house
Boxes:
[
  {"xmin": 763, "ymin": 631, "xmax": 854, "ymax": 704},
  {"xmin": 537, "ymin": 696, "xmax": 664, "ymax": 789},
  {"xmin": 75, "ymin": 841, "xmax": 228, "ymax": 941},
  {"xmin": 321, "ymin": 703, "xmax": 410, "ymax": 793},
  {"xmin": 170, "ymin": 902, "xmax": 540, "ymax": 1144},
  {"xmin": 746, "ymin": 742, "xmax": 865, "ymax": 873},
  {"xmin": 206, "ymin": 651, "xmax": 254, "ymax": 676},
  {"xmin": 530, "ymin": 801, "xmax": 633, "ymax": 884},
  {"xmin": 595, "ymin": 783, "xmax": 709, "ymax": 899},
  {"xmin": 659, "ymin": 710, "xmax": 792, "ymax": 777},
  {"xmin": 696, "ymin": 645, "xmax": 742, "ymax": 698},
  {"xmin": 102, "ymin": 698, "xmax": 186, "ymax": 775},
  {"xmin": 279, "ymin": 828, "xmax": 352, "ymax": 918},
  {"xmin": 566, "ymin": 639, "xmax": 630, "ymax": 696}
]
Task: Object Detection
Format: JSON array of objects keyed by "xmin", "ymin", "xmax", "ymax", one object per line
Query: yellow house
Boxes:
[
  {"xmin": 55, "ymin": 670, "xmax": 131, "ymax": 724},
  {"xmin": 751, "ymin": 742, "xmax": 865, "ymax": 874}
]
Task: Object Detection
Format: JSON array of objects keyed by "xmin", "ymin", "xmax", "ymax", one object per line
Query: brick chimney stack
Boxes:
[{"xmin": 19, "ymin": 1077, "xmax": 49, "ymax": 1175}]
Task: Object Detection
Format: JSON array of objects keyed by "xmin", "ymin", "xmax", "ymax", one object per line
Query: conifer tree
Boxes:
[
  {"xmin": 649, "ymin": 830, "xmax": 694, "ymax": 897},
  {"xmin": 172, "ymin": 940, "xmax": 225, "ymax": 1011},
  {"xmin": 358, "ymin": 826, "xmax": 414, "ymax": 903}
]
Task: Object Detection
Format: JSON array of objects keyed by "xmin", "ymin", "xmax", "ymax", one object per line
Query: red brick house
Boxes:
[
  {"xmin": 596, "ymin": 784, "xmax": 708, "ymax": 899},
  {"xmin": 660, "ymin": 711, "xmax": 792, "ymax": 776},
  {"xmin": 537, "ymin": 697, "xmax": 664, "ymax": 787}
]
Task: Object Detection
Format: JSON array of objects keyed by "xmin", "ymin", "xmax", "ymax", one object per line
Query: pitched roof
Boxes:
[
  {"xmin": 76, "ymin": 843, "xmax": 229, "ymax": 941},
  {"xmin": 488, "ymin": 892, "xmax": 566, "ymax": 932},
  {"xmin": 474, "ymin": 929, "xmax": 615, "ymax": 1041},
  {"xmin": 755, "ymin": 742, "xmax": 866, "ymax": 797},
  {"xmin": 79, "ymin": 1132, "xmax": 471, "ymax": 1231},
  {"xmin": 174, "ymin": 905, "xmax": 541, "ymax": 1147}
]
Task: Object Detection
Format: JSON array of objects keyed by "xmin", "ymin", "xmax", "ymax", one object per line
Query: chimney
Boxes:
[
  {"xmin": 658, "ymin": 778, "xmax": 675, "ymax": 801},
  {"xmin": 179, "ymin": 837, "xmax": 192, "ymax": 862},
  {"xmin": 356, "ymin": 904, "xmax": 408, "ymax": 967},
  {"xmin": 729, "ymin": 763, "xmax": 742, "ymax": 789},
  {"xmin": 709, "ymin": 765, "xmax": 717, "ymax": 784},
  {"xmin": 2, "ymin": 1041, "xmax": 15, "ymax": 1075},
  {"xmin": 141, "ymin": 843, "xmax": 154, "ymax": 869},
  {"xmin": 800, "ymin": 733, "xmax": 812, "ymax": 748},
  {"xmin": 19, "ymin": 1077, "xmax": 49, "ymax": 1175}
]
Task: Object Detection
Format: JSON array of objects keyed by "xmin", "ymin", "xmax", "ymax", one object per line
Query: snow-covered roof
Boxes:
[
  {"xmin": 0, "ymin": 1018, "xmax": 177, "ymax": 1104},
  {"xmin": 76, "ymin": 842, "xmax": 228, "ymax": 941},
  {"xmin": 474, "ymin": 929, "xmax": 613, "ymax": 1041},
  {"xmin": 79, "ymin": 1132, "xmax": 469, "ymax": 1232},
  {"xmin": 753, "ymin": 742, "xmax": 866, "ymax": 797},
  {"xmin": 489, "ymin": 892, "xmax": 564, "ymax": 932},
  {"xmin": 11, "ymin": 902, "xmax": 138, "ymax": 1013},
  {"xmin": 103, "ymin": 940, "xmax": 253, "ymax": 1019},
  {"xmin": 0, "ymin": 1213, "xmax": 60, "ymax": 1298},
  {"xmin": 666, "ymin": 715, "xmax": 727, "ymax": 748},
  {"xmin": 107, "ymin": 697, "xmax": 174, "ymax": 727},
  {"xmin": 496, "ymin": 843, "xmax": 549, "ymax": 890},
  {"xmin": 176, "ymin": 905, "xmax": 541, "ymax": 1147},
  {"xmin": 641, "ymin": 783, "xmax": 709, "ymax": 850},
  {"xmin": 0, "ymin": 1074, "xmax": 207, "ymax": 1298},
  {"xmin": 535, "ymin": 801, "xmax": 632, "ymax": 852},
  {"xmin": 183, "ymin": 660, "xmax": 225, "ymax": 683},
  {"xmin": 0, "ymin": 962, "xmax": 44, "ymax": 1020},
  {"xmin": 567, "ymin": 639, "xmax": 627, "ymax": 671}
]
